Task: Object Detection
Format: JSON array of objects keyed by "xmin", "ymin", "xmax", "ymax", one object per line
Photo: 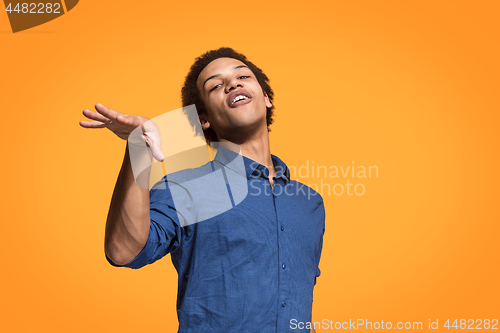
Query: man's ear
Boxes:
[
  {"xmin": 199, "ymin": 116, "xmax": 211, "ymax": 130},
  {"xmin": 264, "ymin": 93, "xmax": 272, "ymax": 108}
]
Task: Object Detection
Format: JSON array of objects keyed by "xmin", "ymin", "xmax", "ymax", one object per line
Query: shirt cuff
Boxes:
[{"xmin": 105, "ymin": 240, "xmax": 152, "ymax": 269}]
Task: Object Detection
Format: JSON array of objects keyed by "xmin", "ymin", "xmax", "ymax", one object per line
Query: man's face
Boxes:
[{"xmin": 196, "ymin": 57, "xmax": 272, "ymax": 142}]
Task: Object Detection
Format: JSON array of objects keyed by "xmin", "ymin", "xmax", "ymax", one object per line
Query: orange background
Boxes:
[{"xmin": 1, "ymin": 1, "xmax": 499, "ymax": 332}]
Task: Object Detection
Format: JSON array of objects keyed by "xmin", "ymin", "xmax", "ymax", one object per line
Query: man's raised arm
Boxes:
[{"xmin": 79, "ymin": 103, "xmax": 164, "ymax": 266}]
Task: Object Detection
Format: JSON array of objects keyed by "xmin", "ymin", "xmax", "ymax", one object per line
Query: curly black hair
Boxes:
[{"xmin": 181, "ymin": 47, "xmax": 275, "ymax": 144}]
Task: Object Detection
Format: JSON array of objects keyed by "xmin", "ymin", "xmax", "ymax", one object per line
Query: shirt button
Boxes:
[
  {"xmin": 281, "ymin": 225, "xmax": 284, "ymax": 231},
  {"xmin": 281, "ymin": 301, "xmax": 286, "ymax": 307},
  {"xmin": 282, "ymin": 263, "xmax": 286, "ymax": 269}
]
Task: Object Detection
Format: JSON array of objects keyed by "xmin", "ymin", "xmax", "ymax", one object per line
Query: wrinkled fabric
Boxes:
[{"xmin": 106, "ymin": 147, "xmax": 325, "ymax": 333}]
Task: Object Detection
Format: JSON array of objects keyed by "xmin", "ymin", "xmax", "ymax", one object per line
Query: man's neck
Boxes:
[{"xmin": 218, "ymin": 128, "xmax": 276, "ymax": 179}]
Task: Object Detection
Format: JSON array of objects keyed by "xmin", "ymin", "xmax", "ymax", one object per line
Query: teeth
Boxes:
[{"xmin": 232, "ymin": 95, "xmax": 249, "ymax": 104}]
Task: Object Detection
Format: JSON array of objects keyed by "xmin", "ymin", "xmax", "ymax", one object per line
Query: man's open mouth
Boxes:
[{"xmin": 228, "ymin": 90, "xmax": 252, "ymax": 107}]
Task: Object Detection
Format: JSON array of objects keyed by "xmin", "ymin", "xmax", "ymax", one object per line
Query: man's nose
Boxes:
[{"xmin": 225, "ymin": 77, "xmax": 243, "ymax": 93}]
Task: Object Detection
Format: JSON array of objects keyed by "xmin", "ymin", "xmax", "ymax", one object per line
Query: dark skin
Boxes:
[
  {"xmin": 79, "ymin": 103, "xmax": 163, "ymax": 265},
  {"xmin": 196, "ymin": 57, "xmax": 278, "ymax": 187}
]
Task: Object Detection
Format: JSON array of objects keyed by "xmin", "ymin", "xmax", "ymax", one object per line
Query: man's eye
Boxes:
[
  {"xmin": 210, "ymin": 84, "xmax": 221, "ymax": 92},
  {"xmin": 238, "ymin": 75, "xmax": 249, "ymax": 79}
]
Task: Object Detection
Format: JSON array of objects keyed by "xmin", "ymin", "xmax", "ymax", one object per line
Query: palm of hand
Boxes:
[{"xmin": 79, "ymin": 103, "xmax": 165, "ymax": 162}]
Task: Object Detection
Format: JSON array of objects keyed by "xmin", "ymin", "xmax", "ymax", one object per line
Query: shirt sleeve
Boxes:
[
  {"xmin": 314, "ymin": 200, "xmax": 326, "ymax": 286},
  {"xmin": 105, "ymin": 177, "xmax": 186, "ymax": 269},
  {"xmin": 314, "ymin": 234, "xmax": 324, "ymax": 285}
]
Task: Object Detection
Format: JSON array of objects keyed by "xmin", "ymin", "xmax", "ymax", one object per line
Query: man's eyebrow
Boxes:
[{"xmin": 203, "ymin": 65, "xmax": 249, "ymax": 89}]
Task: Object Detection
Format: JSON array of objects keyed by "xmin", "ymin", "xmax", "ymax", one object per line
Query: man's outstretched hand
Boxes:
[{"xmin": 79, "ymin": 103, "xmax": 165, "ymax": 162}]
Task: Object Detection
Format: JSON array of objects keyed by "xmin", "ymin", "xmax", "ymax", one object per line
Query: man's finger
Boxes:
[
  {"xmin": 95, "ymin": 103, "xmax": 121, "ymax": 122},
  {"xmin": 150, "ymin": 143, "xmax": 165, "ymax": 162},
  {"xmin": 79, "ymin": 120, "xmax": 108, "ymax": 128},
  {"xmin": 82, "ymin": 109, "xmax": 110, "ymax": 123}
]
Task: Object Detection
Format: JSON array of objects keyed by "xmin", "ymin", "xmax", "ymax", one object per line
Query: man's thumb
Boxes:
[{"xmin": 150, "ymin": 143, "xmax": 165, "ymax": 162}]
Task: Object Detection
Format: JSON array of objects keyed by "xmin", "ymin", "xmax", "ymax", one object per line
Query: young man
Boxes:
[{"xmin": 80, "ymin": 48, "xmax": 325, "ymax": 333}]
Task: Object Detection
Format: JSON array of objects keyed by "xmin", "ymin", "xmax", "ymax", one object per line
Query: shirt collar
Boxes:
[{"xmin": 213, "ymin": 145, "xmax": 290, "ymax": 183}]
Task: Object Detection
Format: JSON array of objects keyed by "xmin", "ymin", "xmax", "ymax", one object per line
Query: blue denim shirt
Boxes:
[{"xmin": 106, "ymin": 147, "xmax": 326, "ymax": 333}]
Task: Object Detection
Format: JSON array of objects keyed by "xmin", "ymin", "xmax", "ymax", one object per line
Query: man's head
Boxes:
[{"xmin": 182, "ymin": 47, "xmax": 275, "ymax": 144}]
